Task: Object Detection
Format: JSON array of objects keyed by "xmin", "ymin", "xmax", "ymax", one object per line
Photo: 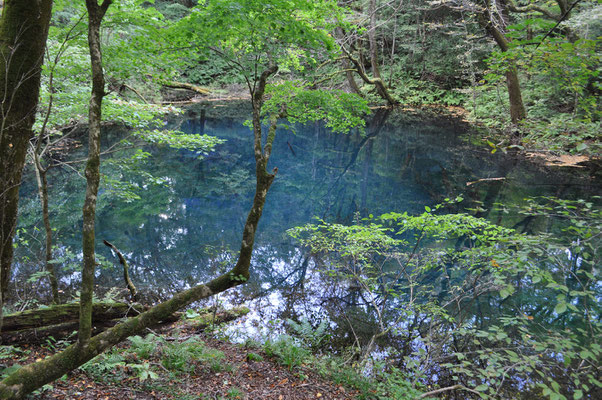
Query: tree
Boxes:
[
  {"xmin": 0, "ymin": 1, "xmax": 367, "ymax": 397},
  {"xmin": 25, "ymin": 0, "xmax": 215, "ymax": 304},
  {"xmin": 0, "ymin": 0, "xmax": 53, "ymax": 316},
  {"xmin": 79, "ymin": 0, "xmax": 112, "ymax": 348},
  {"xmin": 474, "ymin": 0, "xmax": 527, "ymax": 124},
  {"xmin": 337, "ymin": 0, "xmax": 399, "ymax": 105},
  {"xmin": 444, "ymin": 0, "xmax": 588, "ymax": 125}
]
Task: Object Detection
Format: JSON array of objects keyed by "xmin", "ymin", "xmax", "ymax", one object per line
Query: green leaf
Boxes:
[
  {"xmin": 554, "ymin": 302, "xmax": 567, "ymax": 314},
  {"xmin": 475, "ymin": 384, "xmax": 489, "ymax": 392}
]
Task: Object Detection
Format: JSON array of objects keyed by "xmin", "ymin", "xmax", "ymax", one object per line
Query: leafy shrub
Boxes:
[
  {"xmin": 289, "ymin": 197, "xmax": 601, "ymax": 399},
  {"xmin": 287, "ymin": 318, "xmax": 330, "ymax": 351},
  {"xmin": 128, "ymin": 333, "xmax": 161, "ymax": 360},
  {"xmin": 263, "ymin": 336, "xmax": 311, "ymax": 371}
]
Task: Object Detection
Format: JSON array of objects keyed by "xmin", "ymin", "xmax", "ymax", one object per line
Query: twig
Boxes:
[{"xmin": 418, "ymin": 384, "xmax": 482, "ymax": 398}]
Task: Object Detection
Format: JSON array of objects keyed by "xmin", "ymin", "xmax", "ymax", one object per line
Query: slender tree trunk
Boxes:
[
  {"xmin": 504, "ymin": 67, "xmax": 526, "ymax": 124},
  {"xmin": 79, "ymin": 0, "xmax": 112, "ymax": 348},
  {"xmin": 32, "ymin": 160, "xmax": 59, "ymax": 303},
  {"xmin": 478, "ymin": 11, "xmax": 526, "ymax": 124},
  {"xmin": 0, "ymin": 0, "xmax": 53, "ymax": 312},
  {"xmin": 335, "ymin": 27, "xmax": 361, "ymax": 95},
  {"xmin": 367, "ymin": 0, "xmax": 381, "ymax": 79}
]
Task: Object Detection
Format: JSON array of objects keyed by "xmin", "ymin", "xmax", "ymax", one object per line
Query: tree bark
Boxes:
[
  {"xmin": 477, "ymin": 9, "xmax": 526, "ymax": 124},
  {"xmin": 79, "ymin": 0, "xmax": 112, "ymax": 348},
  {"xmin": 0, "ymin": 0, "xmax": 53, "ymax": 312},
  {"xmin": 367, "ymin": 0, "xmax": 381, "ymax": 80},
  {"xmin": 103, "ymin": 240, "xmax": 138, "ymax": 301},
  {"xmin": 2, "ymin": 302, "xmax": 146, "ymax": 333},
  {"xmin": 1, "ymin": 305, "xmax": 248, "ymax": 345},
  {"xmin": 335, "ymin": 27, "xmax": 362, "ymax": 95},
  {"xmin": 342, "ymin": 47, "xmax": 398, "ymax": 106},
  {"xmin": 32, "ymin": 161, "xmax": 59, "ymax": 304}
]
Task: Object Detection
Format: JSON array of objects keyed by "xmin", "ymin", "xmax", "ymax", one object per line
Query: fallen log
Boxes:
[
  {"xmin": 183, "ymin": 307, "xmax": 250, "ymax": 331},
  {"xmin": 1, "ymin": 314, "xmax": 179, "ymax": 345},
  {"xmin": 160, "ymin": 80, "xmax": 211, "ymax": 95},
  {"xmin": 1, "ymin": 306, "xmax": 249, "ymax": 345},
  {"xmin": 1, "ymin": 302, "xmax": 146, "ymax": 333}
]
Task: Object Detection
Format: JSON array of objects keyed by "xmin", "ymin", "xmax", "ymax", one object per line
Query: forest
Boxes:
[{"xmin": 0, "ymin": 0, "xmax": 600, "ymax": 399}]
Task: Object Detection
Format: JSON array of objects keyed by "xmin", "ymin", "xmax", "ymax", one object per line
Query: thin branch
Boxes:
[
  {"xmin": 535, "ymin": 0, "xmax": 583, "ymax": 49},
  {"xmin": 419, "ymin": 384, "xmax": 483, "ymax": 398}
]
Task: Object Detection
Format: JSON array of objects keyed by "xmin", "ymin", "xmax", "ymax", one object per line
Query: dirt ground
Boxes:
[{"xmin": 6, "ymin": 320, "xmax": 359, "ymax": 400}]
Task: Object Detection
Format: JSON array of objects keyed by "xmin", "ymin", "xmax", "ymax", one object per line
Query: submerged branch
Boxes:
[{"xmin": 103, "ymin": 240, "xmax": 138, "ymax": 302}]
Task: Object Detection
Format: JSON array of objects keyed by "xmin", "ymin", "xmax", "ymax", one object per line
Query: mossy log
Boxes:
[
  {"xmin": 0, "ymin": 306, "xmax": 249, "ymax": 345},
  {"xmin": 184, "ymin": 307, "xmax": 250, "ymax": 331},
  {"xmin": 1, "ymin": 319, "xmax": 127, "ymax": 345},
  {"xmin": 1, "ymin": 302, "xmax": 146, "ymax": 333},
  {"xmin": 160, "ymin": 80, "xmax": 211, "ymax": 95}
]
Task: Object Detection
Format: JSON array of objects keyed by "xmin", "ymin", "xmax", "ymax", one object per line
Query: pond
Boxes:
[{"xmin": 15, "ymin": 101, "xmax": 601, "ymax": 344}]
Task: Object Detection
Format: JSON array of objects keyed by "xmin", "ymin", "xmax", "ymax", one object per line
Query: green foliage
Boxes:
[
  {"xmin": 313, "ymin": 356, "xmax": 420, "ymax": 400},
  {"xmin": 80, "ymin": 349, "xmax": 128, "ymax": 383},
  {"xmin": 172, "ymin": 0, "xmax": 343, "ymax": 92},
  {"xmin": 0, "ymin": 346, "xmax": 29, "ymax": 380},
  {"xmin": 160, "ymin": 336, "xmax": 227, "ymax": 374},
  {"xmin": 160, "ymin": 338, "xmax": 199, "ymax": 373},
  {"xmin": 26, "ymin": 270, "xmax": 52, "ymax": 284},
  {"xmin": 245, "ymin": 352, "xmax": 263, "ymax": 362},
  {"xmin": 128, "ymin": 334, "xmax": 161, "ymax": 360},
  {"xmin": 263, "ymin": 336, "xmax": 311, "ymax": 371},
  {"xmin": 134, "ymin": 129, "xmax": 225, "ymax": 153},
  {"xmin": 287, "ymin": 318, "xmax": 330, "ymax": 351},
  {"xmin": 391, "ymin": 72, "xmax": 467, "ymax": 106},
  {"xmin": 38, "ymin": 0, "xmax": 179, "ymax": 132},
  {"xmin": 263, "ymin": 81, "xmax": 369, "ymax": 134},
  {"xmin": 289, "ymin": 197, "xmax": 601, "ymax": 398},
  {"xmin": 470, "ymin": 10, "xmax": 601, "ymax": 154},
  {"xmin": 225, "ymin": 387, "xmax": 244, "ymax": 399}
]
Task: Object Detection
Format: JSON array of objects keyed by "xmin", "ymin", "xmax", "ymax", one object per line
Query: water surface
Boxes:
[{"xmin": 15, "ymin": 102, "xmax": 601, "ymax": 331}]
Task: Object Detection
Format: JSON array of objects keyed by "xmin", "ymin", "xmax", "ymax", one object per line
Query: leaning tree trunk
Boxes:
[
  {"xmin": 478, "ymin": 11, "xmax": 526, "ymax": 124},
  {"xmin": 335, "ymin": 27, "xmax": 362, "ymax": 95},
  {"xmin": 0, "ymin": 65, "xmax": 280, "ymax": 399},
  {"xmin": 0, "ymin": 0, "xmax": 53, "ymax": 314},
  {"xmin": 342, "ymin": 46, "xmax": 398, "ymax": 106}
]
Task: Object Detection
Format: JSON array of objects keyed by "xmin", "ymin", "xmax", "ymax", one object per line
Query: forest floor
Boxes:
[{"xmin": 10, "ymin": 318, "xmax": 358, "ymax": 400}]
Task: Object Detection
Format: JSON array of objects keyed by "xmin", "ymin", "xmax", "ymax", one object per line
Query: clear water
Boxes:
[{"xmin": 15, "ymin": 102, "xmax": 601, "ymax": 339}]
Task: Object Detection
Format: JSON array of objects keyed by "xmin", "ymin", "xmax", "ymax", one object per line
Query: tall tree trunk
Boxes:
[
  {"xmin": 478, "ymin": 11, "xmax": 526, "ymax": 124},
  {"xmin": 79, "ymin": 0, "xmax": 112, "ymax": 348},
  {"xmin": 335, "ymin": 26, "xmax": 361, "ymax": 95},
  {"xmin": 504, "ymin": 66, "xmax": 526, "ymax": 124},
  {"xmin": 0, "ymin": 0, "xmax": 53, "ymax": 321},
  {"xmin": 367, "ymin": 0, "xmax": 381, "ymax": 79},
  {"xmin": 32, "ymin": 159, "xmax": 59, "ymax": 303}
]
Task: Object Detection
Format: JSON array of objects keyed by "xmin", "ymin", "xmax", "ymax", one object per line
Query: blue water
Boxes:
[{"xmin": 14, "ymin": 102, "xmax": 601, "ymax": 299}]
